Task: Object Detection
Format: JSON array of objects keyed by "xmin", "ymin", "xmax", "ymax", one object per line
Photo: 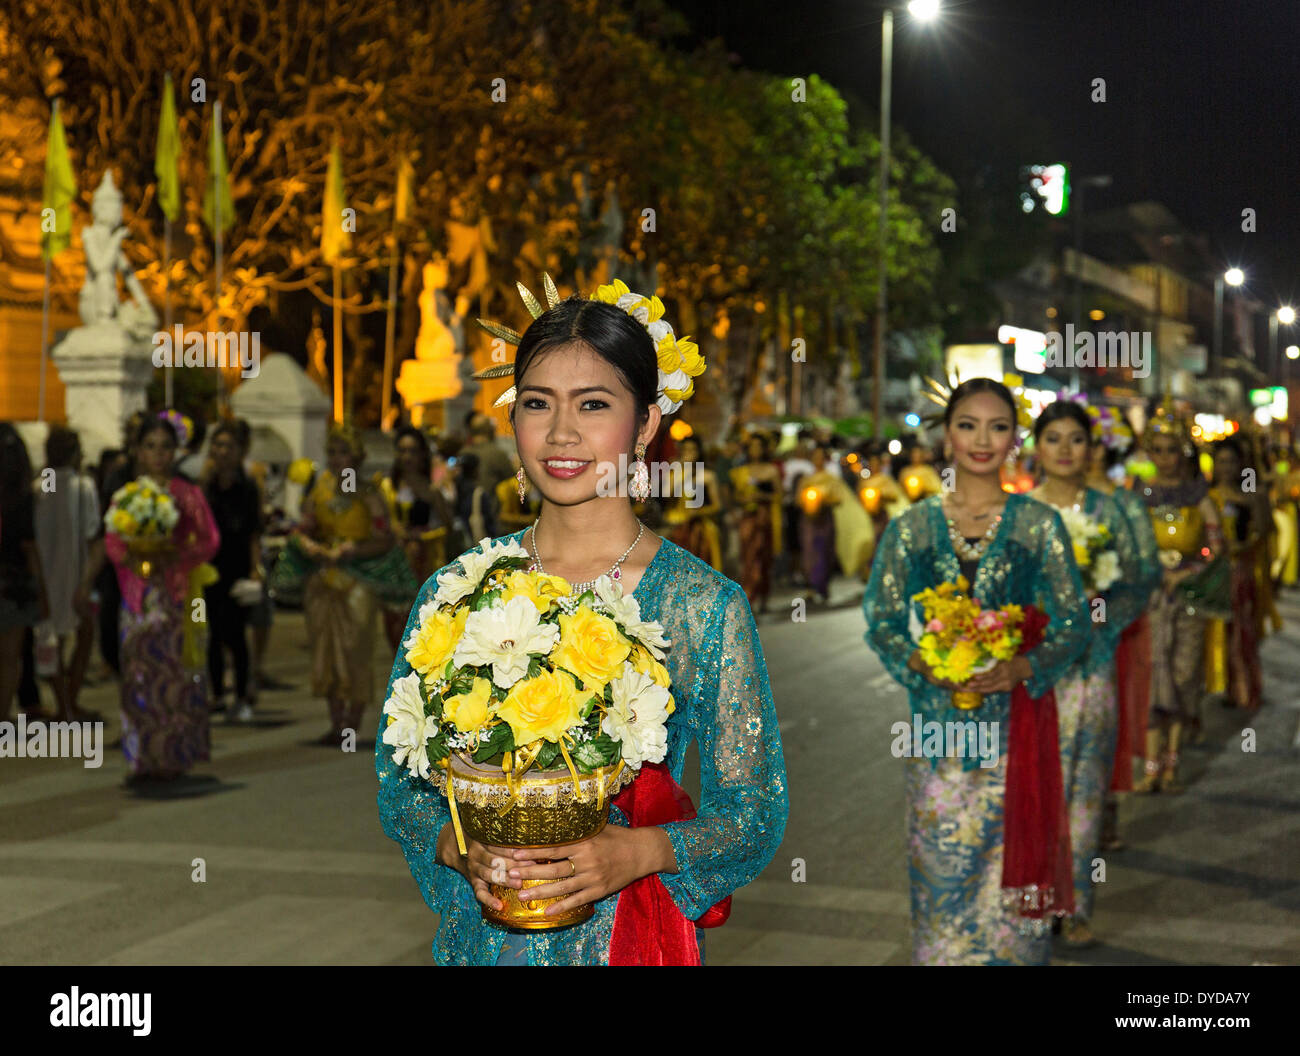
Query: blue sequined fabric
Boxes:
[
  {"xmin": 863, "ymin": 492, "xmax": 1091, "ymax": 769},
  {"xmin": 375, "ymin": 531, "xmax": 788, "ymax": 965}
]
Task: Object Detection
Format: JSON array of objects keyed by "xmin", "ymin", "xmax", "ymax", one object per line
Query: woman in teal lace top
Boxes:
[
  {"xmin": 863, "ymin": 379, "xmax": 1089, "ymax": 965},
  {"xmin": 1028, "ymin": 400, "xmax": 1160, "ymax": 948},
  {"xmin": 375, "ymin": 285, "xmax": 787, "ymax": 965}
]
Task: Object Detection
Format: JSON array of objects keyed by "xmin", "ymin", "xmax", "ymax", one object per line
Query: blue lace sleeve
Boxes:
[
  {"xmin": 1024, "ymin": 507, "xmax": 1090, "ymax": 699},
  {"xmin": 375, "ymin": 569, "xmax": 456, "ymax": 914},
  {"xmin": 1088, "ymin": 492, "xmax": 1153, "ymax": 669},
  {"xmin": 657, "ymin": 584, "xmax": 788, "ymax": 919},
  {"xmin": 863, "ymin": 516, "xmax": 929, "ymax": 695}
]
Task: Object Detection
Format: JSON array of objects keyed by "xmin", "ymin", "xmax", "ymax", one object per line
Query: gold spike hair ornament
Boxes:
[
  {"xmin": 472, "ymin": 275, "xmax": 707, "ymax": 414},
  {"xmin": 1145, "ymin": 386, "xmax": 1190, "ymax": 443}
]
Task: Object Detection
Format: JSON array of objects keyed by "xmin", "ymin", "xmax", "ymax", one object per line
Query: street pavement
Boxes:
[{"xmin": 2, "ymin": 574, "xmax": 1297, "ymax": 965}]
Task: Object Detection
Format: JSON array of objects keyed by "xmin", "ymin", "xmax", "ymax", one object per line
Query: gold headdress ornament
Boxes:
[
  {"xmin": 472, "ymin": 275, "xmax": 707, "ymax": 414},
  {"xmin": 920, "ymin": 370, "xmax": 1033, "ymax": 434},
  {"xmin": 1146, "ymin": 387, "xmax": 1189, "ymax": 441}
]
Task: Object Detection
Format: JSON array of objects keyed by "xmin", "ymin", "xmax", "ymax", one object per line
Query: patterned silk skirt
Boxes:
[
  {"xmin": 304, "ymin": 570, "xmax": 378, "ymax": 705},
  {"xmin": 1055, "ymin": 667, "xmax": 1117, "ymax": 922},
  {"xmin": 119, "ymin": 588, "xmax": 210, "ymax": 776},
  {"xmin": 1148, "ymin": 589, "xmax": 1205, "ymax": 721},
  {"xmin": 737, "ymin": 508, "xmax": 774, "ymax": 604},
  {"xmin": 904, "ymin": 754, "xmax": 1051, "ymax": 965}
]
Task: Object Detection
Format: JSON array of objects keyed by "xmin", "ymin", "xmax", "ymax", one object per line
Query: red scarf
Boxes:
[
  {"xmin": 1110, "ymin": 615, "xmax": 1150, "ymax": 792},
  {"xmin": 1002, "ymin": 605, "xmax": 1074, "ymax": 922},
  {"xmin": 608, "ymin": 763, "xmax": 731, "ymax": 965}
]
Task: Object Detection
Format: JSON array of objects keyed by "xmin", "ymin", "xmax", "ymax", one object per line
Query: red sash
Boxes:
[
  {"xmin": 1002, "ymin": 605, "xmax": 1075, "ymax": 921},
  {"xmin": 608, "ymin": 762, "xmax": 731, "ymax": 966},
  {"xmin": 1110, "ymin": 615, "xmax": 1150, "ymax": 792}
]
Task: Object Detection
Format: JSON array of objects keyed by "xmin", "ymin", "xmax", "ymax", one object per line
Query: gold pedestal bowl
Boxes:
[{"xmin": 440, "ymin": 752, "xmax": 636, "ymax": 931}]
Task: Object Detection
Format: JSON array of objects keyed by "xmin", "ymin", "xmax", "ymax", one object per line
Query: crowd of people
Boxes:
[{"xmin": 863, "ymin": 379, "xmax": 1283, "ymax": 964}]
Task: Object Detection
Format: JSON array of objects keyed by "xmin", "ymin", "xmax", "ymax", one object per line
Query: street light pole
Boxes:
[{"xmin": 872, "ymin": 8, "xmax": 893, "ymax": 440}]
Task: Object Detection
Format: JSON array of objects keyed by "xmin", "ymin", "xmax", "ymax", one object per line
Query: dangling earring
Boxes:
[
  {"xmin": 516, "ymin": 464, "xmax": 528, "ymax": 504},
  {"xmin": 629, "ymin": 441, "xmax": 650, "ymax": 501}
]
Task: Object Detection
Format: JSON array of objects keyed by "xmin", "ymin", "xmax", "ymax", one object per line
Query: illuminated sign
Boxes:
[
  {"xmin": 998, "ymin": 325, "xmax": 1048, "ymax": 374},
  {"xmin": 1020, "ymin": 163, "xmax": 1070, "ymax": 216},
  {"xmin": 1248, "ymin": 386, "xmax": 1288, "ymax": 421}
]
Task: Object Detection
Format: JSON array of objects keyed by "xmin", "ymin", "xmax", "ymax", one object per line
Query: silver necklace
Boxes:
[
  {"xmin": 528, "ymin": 517, "xmax": 645, "ymax": 593},
  {"xmin": 1034, "ymin": 485, "xmax": 1086, "ymax": 512}
]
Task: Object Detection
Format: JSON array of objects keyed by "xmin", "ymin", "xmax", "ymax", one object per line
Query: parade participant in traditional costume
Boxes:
[
  {"xmin": 1135, "ymin": 400, "xmax": 1221, "ymax": 794},
  {"xmin": 663, "ymin": 434, "xmax": 722, "ymax": 571},
  {"xmin": 104, "ymin": 415, "xmax": 220, "ymax": 781},
  {"xmin": 796, "ymin": 446, "xmax": 876, "ymax": 599},
  {"xmin": 900, "ymin": 442, "xmax": 944, "ymax": 502},
  {"xmin": 1204, "ymin": 436, "xmax": 1268, "ymax": 709},
  {"xmin": 279, "ymin": 425, "xmax": 417, "ymax": 744},
  {"xmin": 864, "ymin": 378, "xmax": 1089, "ymax": 965},
  {"xmin": 730, "ymin": 433, "xmax": 782, "ymax": 614},
  {"xmin": 858, "ymin": 441, "xmax": 909, "ymax": 543},
  {"xmin": 1084, "ymin": 410, "xmax": 1159, "ymax": 852},
  {"xmin": 1028, "ymin": 400, "xmax": 1159, "ymax": 947},
  {"xmin": 379, "ymin": 426, "xmax": 453, "ymax": 650},
  {"xmin": 376, "ymin": 276, "xmax": 786, "ymax": 965}
]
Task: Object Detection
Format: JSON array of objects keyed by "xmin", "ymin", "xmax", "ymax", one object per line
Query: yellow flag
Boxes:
[
  {"xmin": 394, "ymin": 151, "xmax": 414, "ymax": 223},
  {"xmin": 322, "ymin": 135, "xmax": 350, "ymax": 264},
  {"xmin": 201, "ymin": 101, "xmax": 234, "ymax": 234},
  {"xmin": 41, "ymin": 100, "xmax": 77, "ymax": 261},
  {"xmin": 155, "ymin": 73, "xmax": 181, "ymax": 223}
]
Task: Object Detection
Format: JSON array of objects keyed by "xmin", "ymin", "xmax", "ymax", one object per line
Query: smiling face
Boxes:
[
  {"xmin": 1037, "ymin": 415, "xmax": 1091, "ymax": 483},
  {"xmin": 511, "ymin": 340, "xmax": 659, "ymax": 506},
  {"xmin": 945, "ymin": 391, "xmax": 1015, "ymax": 477}
]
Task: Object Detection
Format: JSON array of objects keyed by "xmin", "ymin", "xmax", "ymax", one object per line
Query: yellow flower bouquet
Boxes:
[
  {"xmin": 104, "ymin": 477, "xmax": 181, "ymax": 578},
  {"xmin": 912, "ymin": 576, "xmax": 1025, "ymax": 710},
  {"xmin": 381, "ymin": 537, "xmax": 675, "ymax": 929}
]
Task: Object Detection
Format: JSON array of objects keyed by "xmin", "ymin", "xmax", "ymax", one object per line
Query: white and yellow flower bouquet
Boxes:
[
  {"xmin": 1057, "ymin": 506, "xmax": 1120, "ymax": 596},
  {"xmin": 104, "ymin": 477, "xmax": 180, "ymax": 539},
  {"xmin": 383, "ymin": 536, "xmax": 673, "ymax": 868}
]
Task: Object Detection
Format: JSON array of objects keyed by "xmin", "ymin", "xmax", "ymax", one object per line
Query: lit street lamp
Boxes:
[
  {"xmin": 872, "ymin": 0, "xmax": 940, "ymax": 438},
  {"xmin": 1270, "ymin": 305, "xmax": 1296, "ymax": 378},
  {"xmin": 1213, "ymin": 267, "xmax": 1245, "ymax": 375}
]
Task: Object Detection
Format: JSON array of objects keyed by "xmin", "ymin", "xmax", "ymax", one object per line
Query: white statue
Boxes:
[{"xmin": 78, "ymin": 171, "xmax": 158, "ymax": 337}]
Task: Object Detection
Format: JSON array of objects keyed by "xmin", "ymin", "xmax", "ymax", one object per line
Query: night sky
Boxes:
[{"xmin": 667, "ymin": 0, "xmax": 1299, "ymax": 314}]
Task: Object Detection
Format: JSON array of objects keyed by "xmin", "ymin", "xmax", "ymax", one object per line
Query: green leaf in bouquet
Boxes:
[
  {"xmin": 534, "ymin": 741, "xmax": 561, "ymax": 770},
  {"xmin": 579, "ymin": 694, "xmax": 602, "ymax": 719},
  {"xmin": 443, "ymin": 659, "xmax": 455, "ymax": 680},
  {"xmin": 471, "ymin": 721, "xmax": 515, "ymax": 763},
  {"xmin": 425, "ymin": 731, "xmax": 449, "ymax": 765},
  {"xmin": 526, "ymin": 655, "xmax": 543, "ymax": 679},
  {"xmin": 572, "ymin": 734, "xmax": 620, "ymax": 772}
]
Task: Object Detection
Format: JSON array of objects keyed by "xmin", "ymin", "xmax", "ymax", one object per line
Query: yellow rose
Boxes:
[
  {"xmin": 496, "ymin": 668, "xmax": 583, "ymax": 746},
  {"xmin": 552, "ymin": 607, "xmax": 632, "ymax": 693},
  {"xmin": 499, "ymin": 570, "xmax": 571, "ymax": 613},
  {"xmin": 1072, "ymin": 542, "xmax": 1091, "ymax": 568},
  {"xmin": 630, "ymin": 644, "xmax": 672, "ymax": 689},
  {"xmin": 407, "ymin": 606, "xmax": 468, "ymax": 678},
  {"xmin": 111, "ymin": 510, "xmax": 138, "ymax": 535},
  {"xmin": 443, "ymin": 676, "xmax": 495, "ymax": 733}
]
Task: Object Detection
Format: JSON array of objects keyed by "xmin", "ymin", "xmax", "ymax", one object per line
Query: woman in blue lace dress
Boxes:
[
  {"xmin": 1028, "ymin": 401, "xmax": 1160, "ymax": 948},
  {"xmin": 863, "ymin": 379, "xmax": 1090, "ymax": 965},
  {"xmin": 375, "ymin": 282, "xmax": 787, "ymax": 965}
]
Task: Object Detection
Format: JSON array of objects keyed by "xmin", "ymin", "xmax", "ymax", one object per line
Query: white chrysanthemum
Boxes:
[
  {"xmin": 646, "ymin": 318, "xmax": 673, "ymax": 344},
  {"xmin": 616, "ymin": 291, "xmax": 651, "ymax": 325},
  {"xmin": 1092, "ymin": 550, "xmax": 1121, "ymax": 593},
  {"xmin": 381, "ymin": 672, "xmax": 438, "ymax": 778},
  {"xmin": 433, "ymin": 537, "xmax": 530, "ymax": 608},
  {"xmin": 592, "ymin": 576, "xmax": 670, "ymax": 659},
  {"xmin": 453, "ymin": 595, "xmax": 560, "ymax": 689},
  {"xmin": 602, "ymin": 663, "xmax": 671, "ymax": 767}
]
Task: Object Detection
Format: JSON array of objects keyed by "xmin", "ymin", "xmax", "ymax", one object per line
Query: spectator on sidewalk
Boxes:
[
  {"xmin": 33, "ymin": 426, "xmax": 101, "ymax": 721},
  {"xmin": 0, "ymin": 424, "xmax": 50, "ymax": 722}
]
